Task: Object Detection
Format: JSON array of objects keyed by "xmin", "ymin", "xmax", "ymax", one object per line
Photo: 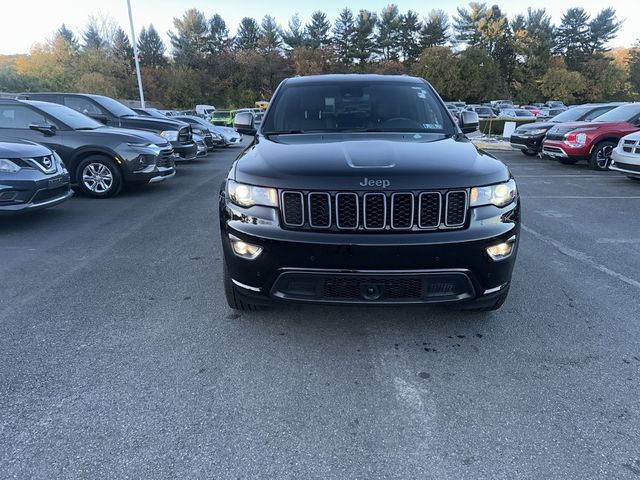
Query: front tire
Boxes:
[
  {"xmin": 76, "ymin": 156, "xmax": 123, "ymax": 198},
  {"xmin": 223, "ymin": 263, "xmax": 264, "ymax": 311},
  {"xmin": 588, "ymin": 141, "xmax": 616, "ymax": 171}
]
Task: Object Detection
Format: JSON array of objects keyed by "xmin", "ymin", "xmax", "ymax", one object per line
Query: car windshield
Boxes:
[
  {"xmin": 515, "ymin": 110, "xmax": 535, "ymax": 117},
  {"xmin": 550, "ymin": 106, "xmax": 597, "ymax": 122},
  {"xmin": 212, "ymin": 111, "xmax": 230, "ymax": 119},
  {"xmin": 30, "ymin": 101, "xmax": 103, "ymax": 130},
  {"xmin": 475, "ymin": 107, "xmax": 492, "ymax": 115},
  {"xmin": 92, "ymin": 95, "xmax": 138, "ymax": 117},
  {"xmin": 592, "ymin": 104, "xmax": 640, "ymax": 123},
  {"xmin": 262, "ymin": 80, "xmax": 453, "ymax": 134}
]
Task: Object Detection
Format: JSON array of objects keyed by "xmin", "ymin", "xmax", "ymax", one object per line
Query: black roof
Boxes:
[{"xmin": 284, "ymin": 74, "xmax": 424, "ymax": 85}]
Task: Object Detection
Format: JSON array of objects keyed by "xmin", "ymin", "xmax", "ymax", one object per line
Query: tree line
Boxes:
[{"xmin": 1, "ymin": 3, "xmax": 639, "ymax": 108}]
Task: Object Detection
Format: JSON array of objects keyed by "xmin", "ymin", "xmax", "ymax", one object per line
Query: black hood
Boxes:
[
  {"xmin": 0, "ymin": 137, "xmax": 52, "ymax": 157},
  {"xmin": 116, "ymin": 115, "xmax": 188, "ymax": 133},
  {"xmin": 234, "ymin": 134, "xmax": 510, "ymax": 190},
  {"xmin": 514, "ymin": 121, "xmax": 556, "ymax": 132},
  {"xmin": 94, "ymin": 127, "xmax": 170, "ymax": 147}
]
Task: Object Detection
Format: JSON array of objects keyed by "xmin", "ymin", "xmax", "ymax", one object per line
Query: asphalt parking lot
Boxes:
[{"xmin": 1, "ymin": 143, "xmax": 640, "ymax": 479}]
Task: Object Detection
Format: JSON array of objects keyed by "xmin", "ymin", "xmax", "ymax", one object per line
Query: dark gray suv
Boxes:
[
  {"xmin": 0, "ymin": 137, "xmax": 72, "ymax": 214},
  {"xmin": 0, "ymin": 99, "xmax": 175, "ymax": 198}
]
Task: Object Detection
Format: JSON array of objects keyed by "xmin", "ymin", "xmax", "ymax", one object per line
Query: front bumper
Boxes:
[
  {"xmin": 219, "ymin": 197, "xmax": 520, "ymax": 306},
  {"xmin": 172, "ymin": 141, "xmax": 198, "ymax": 161},
  {"xmin": 542, "ymin": 141, "xmax": 589, "ymax": 159},
  {"xmin": 0, "ymin": 171, "xmax": 73, "ymax": 215},
  {"xmin": 610, "ymin": 148, "xmax": 640, "ymax": 177},
  {"xmin": 510, "ymin": 134, "xmax": 543, "ymax": 153}
]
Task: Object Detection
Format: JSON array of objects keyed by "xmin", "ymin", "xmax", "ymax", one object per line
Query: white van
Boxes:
[{"xmin": 196, "ymin": 104, "xmax": 216, "ymax": 117}]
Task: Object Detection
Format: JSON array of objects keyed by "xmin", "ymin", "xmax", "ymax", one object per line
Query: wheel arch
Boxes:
[{"xmin": 68, "ymin": 148, "xmax": 122, "ymax": 182}]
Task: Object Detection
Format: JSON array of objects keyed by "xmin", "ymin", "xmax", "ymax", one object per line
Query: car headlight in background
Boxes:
[
  {"xmin": 470, "ymin": 179, "xmax": 517, "ymax": 208},
  {"xmin": 160, "ymin": 130, "xmax": 179, "ymax": 142},
  {"xmin": 227, "ymin": 180, "xmax": 278, "ymax": 208},
  {"xmin": 526, "ymin": 128, "xmax": 548, "ymax": 136},
  {"xmin": 0, "ymin": 158, "xmax": 21, "ymax": 173}
]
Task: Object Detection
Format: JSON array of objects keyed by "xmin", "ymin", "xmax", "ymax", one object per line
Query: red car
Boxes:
[
  {"xmin": 521, "ymin": 105, "xmax": 541, "ymax": 116},
  {"xmin": 542, "ymin": 104, "xmax": 640, "ymax": 170}
]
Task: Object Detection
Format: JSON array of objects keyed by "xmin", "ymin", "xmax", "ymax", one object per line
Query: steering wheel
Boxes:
[{"xmin": 380, "ymin": 117, "xmax": 422, "ymax": 129}]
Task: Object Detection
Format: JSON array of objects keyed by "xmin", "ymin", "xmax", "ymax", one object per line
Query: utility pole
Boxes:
[{"xmin": 126, "ymin": 0, "xmax": 145, "ymax": 108}]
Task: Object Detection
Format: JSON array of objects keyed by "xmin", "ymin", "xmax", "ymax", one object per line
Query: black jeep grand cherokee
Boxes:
[{"xmin": 220, "ymin": 75, "xmax": 520, "ymax": 311}]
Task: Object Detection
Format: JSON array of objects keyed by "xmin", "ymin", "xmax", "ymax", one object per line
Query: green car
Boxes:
[{"xmin": 211, "ymin": 110, "xmax": 236, "ymax": 126}]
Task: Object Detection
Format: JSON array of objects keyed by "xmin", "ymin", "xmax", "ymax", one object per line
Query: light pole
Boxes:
[{"xmin": 126, "ymin": 0, "xmax": 145, "ymax": 108}]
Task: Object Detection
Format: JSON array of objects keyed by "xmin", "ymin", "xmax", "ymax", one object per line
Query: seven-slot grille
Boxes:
[
  {"xmin": 280, "ymin": 190, "xmax": 468, "ymax": 232},
  {"xmin": 622, "ymin": 139, "xmax": 640, "ymax": 155}
]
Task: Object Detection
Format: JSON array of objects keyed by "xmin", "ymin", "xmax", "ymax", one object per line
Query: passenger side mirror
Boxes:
[
  {"xmin": 29, "ymin": 123, "xmax": 57, "ymax": 136},
  {"xmin": 459, "ymin": 111, "xmax": 479, "ymax": 134},
  {"xmin": 234, "ymin": 112, "xmax": 256, "ymax": 136},
  {"xmin": 88, "ymin": 113, "xmax": 108, "ymax": 124}
]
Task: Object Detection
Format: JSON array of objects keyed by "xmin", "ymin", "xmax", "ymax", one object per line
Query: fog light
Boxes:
[
  {"xmin": 230, "ymin": 235, "xmax": 263, "ymax": 260},
  {"xmin": 486, "ymin": 237, "xmax": 516, "ymax": 261}
]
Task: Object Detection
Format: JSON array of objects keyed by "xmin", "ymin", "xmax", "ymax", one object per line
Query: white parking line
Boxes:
[{"xmin": 523, "ymin": 225, "xmax": 640, "ymax": 290}]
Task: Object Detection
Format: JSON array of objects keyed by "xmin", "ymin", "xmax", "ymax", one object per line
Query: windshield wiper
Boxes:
[{"xmin": 263, "ymin": 129, "xmax": 305, "ymax": 135}]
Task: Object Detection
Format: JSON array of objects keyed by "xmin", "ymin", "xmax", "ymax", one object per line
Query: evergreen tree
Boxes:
[
  {"xmin": 398, "ymin": 10, "xmax": 422, "ymax": 64},
  {"xmin": 306, "ymin": 11, "xmax": 331, "ymax": 49},
  {"xmin": 587, "ymin": 8, "xmax": 621, "ymax": 55},
  {"xmin": 282, "ymin": 14, "xmax": 307, "ymax": 51},
  {"xmin": 83, "ymin": 21, "xmax": 105, "ymax": 51},
  {"xmin": 138, "ymin": 25, "xmax": 167, "ymax": 67},
  {"xmin": 554, "ymin": 8, "xmax": 591, "ymax": 70},
  {"xmin": 376, "ymin": 4, "xmax": 402, "ymax": 61},
  {"xmin": 208, "ymin": 14, "xmax": 230, "ymax": 56},
  {"xmin": 259, "ymin": 15, "xmax": 282, "ymax": 53},
  {"xmin": 169, "ymin": 9, "xmax": 209, "ymax": 68},
  {"xmin": 421, "ymin": 10, "xmax": 449, "ymax": 49},
  {"xmin": 352, "ymin": 10, "xmax": 377, "ymax": 69},
  {"xmin": 235, "ymin": 17, "xmax": 261, "ymax": 50},
  {"xmin": 333, "ymin": 8, "xmax": 356, "ymax": 67},
  {"xmin": 58, "ymin": 24, "xmax": 79, "ymax": 53},
  {"xmin": 453, "ymin": 3, "xmax": 506, "ymax": 53},
  {"xmin": 112, "ymin": 28, "xmax": 134, "ymax": 64}
]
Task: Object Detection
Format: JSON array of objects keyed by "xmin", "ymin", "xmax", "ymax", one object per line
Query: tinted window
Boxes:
[
  {"xmin": 64, "ymin": 97, "xmax": 104, "ymax": 116},
  {"xmin": 31, "ymin": 102, "xmax": 103, "ymax": 130},
  {"xmin": 593, "ymin": 105, "xmax": 640, "ymax": 123},
  {"xmin": 91, "ymin": 96, "xmax": 138, "ymax": 117},
  {"xmin": 0, "ymin": 105, "xmax": 49, "ymax": 129},
  {"xmin": 263, "ymin": 81, "xmax": 452, "ymax": 133}
]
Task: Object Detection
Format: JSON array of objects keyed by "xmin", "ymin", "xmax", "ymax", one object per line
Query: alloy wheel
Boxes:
[
  {"xmin": 82, "ymin": 163, "xmax": 114, "ymax": 193},
  {"xmin": 596, "ymin": 145, "xmax": 613, "ymax": 169}
]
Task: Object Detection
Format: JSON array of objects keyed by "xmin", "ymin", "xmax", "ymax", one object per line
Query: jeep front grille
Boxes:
[{"xmin": 280, "ymin": 189, "xmax": 468, "ymax": 232}]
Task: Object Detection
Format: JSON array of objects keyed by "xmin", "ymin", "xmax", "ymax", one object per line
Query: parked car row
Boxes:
[
  {"xmin": 510, "ymin": 102, "xmax": 640, "ymax": 178},
  {"xmin": 0, "ymin": 93, "xmax": 242, "ymax": 215}
]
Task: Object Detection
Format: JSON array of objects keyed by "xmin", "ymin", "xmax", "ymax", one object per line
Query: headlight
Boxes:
[
  {"xmin": 527, "ymin": 128, "xmax": 548, "ymax": 135},
  {"xmin": 160, "ymin": 130, "xmax": 179, "ymax": 142},
  {"xmin": 227, "ymin": 180, "xmax": 278, "ymax": 208},
  {"xmin": 0, "ymin": 158, "xmax": 21, "ymax": 173},
  {"xmin": 470, "ymin": 179, "xmax": 517, "ymax": 208}
]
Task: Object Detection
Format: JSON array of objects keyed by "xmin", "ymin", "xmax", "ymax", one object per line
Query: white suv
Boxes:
[{"xmin": 611, "ymin": 131, "xmax": 640, "ymax": 181}]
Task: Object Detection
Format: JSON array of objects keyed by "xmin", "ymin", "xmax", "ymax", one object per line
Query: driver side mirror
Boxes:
[
  {"xmin": 459, "ymin": 111, "xmax": 479, "ymax": 134},
  {"xmin": 29, "ymin": 123, "xmax": 57, "ymax": 136},
  {"xmin": 234, "ymin": 112, "xmax": 256, "ymax": 136}
]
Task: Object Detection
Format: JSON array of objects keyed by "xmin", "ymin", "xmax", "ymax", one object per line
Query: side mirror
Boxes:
[
  {"xmin": 459, "ymin": 111, "xmax": 479, "ymax": 134},
  {"xmin": 88, "ymin": 113, "xmax": 108, "ymax": 124},
  {"xmin": 234, "ymin": 112, "xmax": 256, "ymax": 136},
  {"xmin": 29, "ymin": 123, "xmax": 56, "ymax": 136}
]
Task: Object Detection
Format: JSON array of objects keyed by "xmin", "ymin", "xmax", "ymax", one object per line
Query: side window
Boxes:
[
  {"xmin": 0, "ymin": 105, "xmax": 48, "ymax": 129},
  {"xmin": 583, "ymin": 108, "xmax": 608, "ymax": 121},
  {"xmin": 63, "ymin": 97, "xmax": 103, "ymax": 116}
]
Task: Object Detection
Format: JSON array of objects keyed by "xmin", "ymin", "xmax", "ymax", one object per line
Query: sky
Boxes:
[{"xmin": 0, "ymin": 0, "xmax": 637, "ymax": 55}]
